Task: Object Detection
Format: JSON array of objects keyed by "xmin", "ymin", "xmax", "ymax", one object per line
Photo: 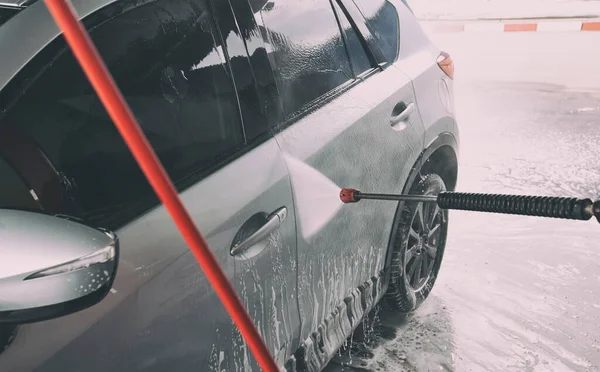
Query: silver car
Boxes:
[{"xmin": 0, "ymin": 0, "xmax": 458, "ymax": 370}]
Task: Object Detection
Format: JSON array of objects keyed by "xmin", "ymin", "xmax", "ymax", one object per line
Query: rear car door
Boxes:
[
  {"xmin": 245, "ymin": 0, "xmax": 424, "ymax": 365},
  {"xmin": 0, "ymin": 0, "xmax": 299, "ymax": 370},
  {"xmin": 352, "ymin": 0, "xmax": 454, "ymax": 145}
]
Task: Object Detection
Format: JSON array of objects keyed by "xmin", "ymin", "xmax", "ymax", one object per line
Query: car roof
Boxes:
[{"xmin": 0, "ymin": 0, "xmax": 116, "ymax": 93}]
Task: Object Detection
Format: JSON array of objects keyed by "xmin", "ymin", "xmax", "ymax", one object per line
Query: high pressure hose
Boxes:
[
  {"xmin": 437, "ymin": 193, "xmax": 596, "ymax": 220},
  {"xmin": 340, "ymin": 189, "xmax": 600, "ymax": 224}
]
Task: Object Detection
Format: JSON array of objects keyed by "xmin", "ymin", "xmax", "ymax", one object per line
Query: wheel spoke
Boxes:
[
  {"xmin": 427, "ymin": 256, "xmax": 435, "ymax": 273},
  {"xmin": 426, "ymin": 243, "xmax": 437, "ymax": 258},
  {"xmin": 416, "ymin": 203, "xmax": 425, "ymax": 230},
  {"xmin": 429, "ymin": 204, "xmax": 440, "ymax": 227},
  {"xmin": 409, "ymin": 227, "xmax": 420, "ymax": 241},
  {"xmin": 428, "ymin": 223, "xmax": 441, "ymax": 238},
  {"xmin": 421, "ymin": 252, "xmax": 429, "ymax": 278},
  {"xmin": 407, "ymin": 256, "xmax": 419, "ymax": 284},
  {"xmin": 414, "ymin": 256, "xmax": 424, "ymax": 286},
  {"xmin": 405, "ymin": 245, "xmax": 417, "ymax": 263},
  {"xmin": 421, "ymin": 254, "xmax": 429, "ymax": 279}
]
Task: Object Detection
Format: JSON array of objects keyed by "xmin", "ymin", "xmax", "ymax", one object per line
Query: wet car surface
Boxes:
[{"xmin": 326, "ymin": 31, "xmax": 600, "ymax": 372}]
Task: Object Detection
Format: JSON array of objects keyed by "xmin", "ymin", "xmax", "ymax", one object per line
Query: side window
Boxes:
[
  {"xmin": 0, "ymin": 157, "xmax": 38, "ymax": 211},
  {"xmin": 255, "ymin": 0, "xmax": 354, "ymax": 118},
  {"xmin": 0, "ymin": 126, "xmax": 66, "ymax": 212},
  {"xmin": 228, "ymin": 0, "xmax": 285, "ymax": 128},
  {"xmin": 213, "ymin": 0, "xmax": 271, "ymax": 140},
  {"xmin": 331, "ymin": 0, "xmax": 373, "ymax": 76},
  {"xmin": 1, "ymin": 0, "xmax": 247, "ymax": 229},
  {"xmin": 352, "ymin": 0, "xmax": 400, "ymax": 63}
]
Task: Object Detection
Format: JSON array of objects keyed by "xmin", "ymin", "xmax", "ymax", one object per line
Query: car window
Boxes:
[
  {"xmin": 254, "ymin": 0, "xmax": 354, "ymax": 118},
  {"xmin": 352, "ymin": 0, "xmax": 400, "ymax": 63},
  {"xmin": 0, "ymin": 0, "xmax": 247, "ymax": 230},
  {"xmin": 0, "ymin": 156, "xmax": 38, "ymax": 211},
  {"xmin": 0, "ymin": 8, "xmax": 19, "ymax": 27},
  {"xmin": 332, "ymin": 0, "xmax": 373, "ymax": 76}
]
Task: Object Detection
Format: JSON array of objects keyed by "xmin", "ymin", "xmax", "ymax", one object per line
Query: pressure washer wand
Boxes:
[{"xmin": 340, "ymin": 188, "xmax": 600, "ymax": 224}]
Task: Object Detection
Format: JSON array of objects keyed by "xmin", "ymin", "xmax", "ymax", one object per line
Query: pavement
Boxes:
[{"xmin": 324, "ymin": 30, "xmax": 600, "ymax": 372}]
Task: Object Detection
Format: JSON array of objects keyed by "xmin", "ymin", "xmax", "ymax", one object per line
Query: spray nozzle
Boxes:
[{"xmin": 340, "ymin": 188, "xmax": 360, "ymax": 204}]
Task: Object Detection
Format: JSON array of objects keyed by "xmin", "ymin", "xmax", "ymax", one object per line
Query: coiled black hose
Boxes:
[{"xmin": 437, "ymin": 192, "xmax": 594, "ymax": 220}]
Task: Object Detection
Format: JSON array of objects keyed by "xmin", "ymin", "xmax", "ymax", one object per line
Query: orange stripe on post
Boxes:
[
  {"xmin": 582, "ymin": 22, "xmax": 600, "ymax": 31},
  {"xmin": 504, "ymin": 23, "xmax": 537, "ymax": 32}
]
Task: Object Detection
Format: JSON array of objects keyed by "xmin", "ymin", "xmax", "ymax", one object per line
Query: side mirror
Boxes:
[{"xmin": 0, "ymin": 210, "xmax": 119, "ymax": 324}]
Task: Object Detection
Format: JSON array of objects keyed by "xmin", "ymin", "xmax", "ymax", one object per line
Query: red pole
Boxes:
[{"xmin": 42, "ymin": 0, "xmax": 279, "ymax": 370}]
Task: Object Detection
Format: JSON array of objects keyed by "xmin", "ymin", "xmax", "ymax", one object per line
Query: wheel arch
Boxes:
[{"xmin": 381, "ymin": 132, "xmax": 459, "ymax": 288}]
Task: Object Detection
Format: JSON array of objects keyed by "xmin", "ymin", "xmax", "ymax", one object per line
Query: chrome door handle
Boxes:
[
  {"xmin": 230, "ymin": 207, "xmax": 287, "ymax": 256},
  {"xmin": 390, "ymin": 102, "xmax": 415, "ymax": 127}
]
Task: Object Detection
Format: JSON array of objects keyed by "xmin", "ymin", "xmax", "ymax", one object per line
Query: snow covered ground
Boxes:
[{"xmin": 407, "ymin": 0, "xmax": 600, "ymax": 20}]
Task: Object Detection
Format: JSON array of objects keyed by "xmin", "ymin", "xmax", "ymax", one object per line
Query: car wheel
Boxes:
[{"xmin": 385, "ymin": 173, "xmax": 448, "ymax": 313}]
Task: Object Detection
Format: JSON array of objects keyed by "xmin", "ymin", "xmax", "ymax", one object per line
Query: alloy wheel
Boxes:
[{"xmin": 404, "ymin": 201, "xmax": 443, "ymax": 292}]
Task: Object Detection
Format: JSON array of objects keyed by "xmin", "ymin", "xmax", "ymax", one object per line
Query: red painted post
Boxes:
[{"xmin": 42, "ymin": 0, "xmax": 278, "ymax": 370}]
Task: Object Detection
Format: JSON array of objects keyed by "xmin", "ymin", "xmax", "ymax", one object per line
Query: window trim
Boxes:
[
  {"xmin": 330, "ymin": 0, "xmax": 356, "ymax": 77},
  {"xmin": 330, "ymin": 0, "xmax": 377, "ymax": 78},
  {"xmin": 346, "ymin": 0, "xmax": 400, "ymax": 64},
  {"xmin": 279, "ymin": 78, "xmax": 355, "ymax": 128},
  {"xmin": 208, "ymin": 0, "xmax": 249, "ymax": 144},
  {"xmin": 338, "ymin": 0, "xmax": 389, "ymax": 67}
]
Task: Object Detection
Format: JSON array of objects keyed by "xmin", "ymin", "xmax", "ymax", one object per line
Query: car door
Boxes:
[
  {"xmin": 0, "ymin": 0, "xmax": 299, "ymax": 370},
  {"xmin": 244, "ymin": 0, "xmax": 425, "ymax": 366}
]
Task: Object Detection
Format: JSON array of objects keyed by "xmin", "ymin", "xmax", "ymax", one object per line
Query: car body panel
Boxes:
[{"xmin": 274, "ymin": 64, "xmax": 423, "ymax": 340}]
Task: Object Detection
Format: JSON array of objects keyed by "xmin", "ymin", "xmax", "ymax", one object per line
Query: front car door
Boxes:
[
  {"xmin": 241, "ymin": 0, "xmax": 425, "ymax": 368},
  {"xmin": 0, "ymin": 0, "xmax": 299, "ymax": 370}
]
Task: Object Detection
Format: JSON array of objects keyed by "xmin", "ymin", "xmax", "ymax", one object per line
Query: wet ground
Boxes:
[{"xmin": 325, "ymin": 32, "xmax": 600, "ymax": 371}]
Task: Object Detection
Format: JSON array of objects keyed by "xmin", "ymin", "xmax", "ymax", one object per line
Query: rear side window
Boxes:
[
  {"xmin": 255, "ymin": 0, "xmax": 354, "ymax": 118},
  {"xmin": 352, "ymin": 0, "xmax": 400, "ymax": 63},
  {"xmin": 0, "ymin": 0, "xmax": 247, "ymax": 229}
]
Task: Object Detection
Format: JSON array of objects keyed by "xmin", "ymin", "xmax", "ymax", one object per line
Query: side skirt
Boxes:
[{"xmin": 285, "ymin": 271, "xmax": 386, "ymax": 372}]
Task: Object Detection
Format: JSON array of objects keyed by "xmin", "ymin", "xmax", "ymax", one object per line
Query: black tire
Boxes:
[{"xmin": 385, "ymin": 173, "xmax": 448, "ymax": 314}]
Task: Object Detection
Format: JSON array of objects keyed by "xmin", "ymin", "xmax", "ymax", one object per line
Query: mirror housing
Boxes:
[{"xmin": 0, "ymin": 209, "xmax": 119, "ymax": 324}]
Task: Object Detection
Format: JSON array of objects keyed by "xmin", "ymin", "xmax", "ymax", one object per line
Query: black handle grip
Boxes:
[{"xmin": 437, "ymin": 192, "xmax": 594, "ymax": 221}]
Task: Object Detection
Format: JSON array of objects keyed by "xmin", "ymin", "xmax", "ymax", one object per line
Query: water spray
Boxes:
[{"xmin": 340, "ymin": 188, "xmax": 600, "ymax": 223}]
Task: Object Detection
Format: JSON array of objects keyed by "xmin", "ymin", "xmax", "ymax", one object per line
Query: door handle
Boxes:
[
  {"xmin": 390, "ymin": 102, "xmax": 415, "ymax": 128},
  {"xmin": 230, "ymin": 207, "xmax": 287, "ymax": 256}
]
